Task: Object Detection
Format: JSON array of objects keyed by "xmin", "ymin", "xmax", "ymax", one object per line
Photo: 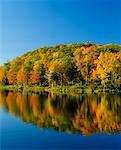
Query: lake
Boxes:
[{"xmin": 0, "ymin": 91, "xmax": 121, "ymax": 149}]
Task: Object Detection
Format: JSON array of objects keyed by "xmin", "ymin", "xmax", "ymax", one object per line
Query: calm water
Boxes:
[{"xmin": 0, "ymin": 91, "xmax": 121, "ymax": 150}]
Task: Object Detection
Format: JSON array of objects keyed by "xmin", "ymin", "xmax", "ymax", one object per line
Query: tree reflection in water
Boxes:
[{"xmin": 0, "ymin": 91, "xmax": 121, "ymax": 135}]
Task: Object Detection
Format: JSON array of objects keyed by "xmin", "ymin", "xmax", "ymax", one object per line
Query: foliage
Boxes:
[
  {"xmin": 96, "ymin": 44, "xmax": 121, "ymax": 53},
  {"xmin": 0, "ymin": 42, "xmax": 121, "ymax": 89}
]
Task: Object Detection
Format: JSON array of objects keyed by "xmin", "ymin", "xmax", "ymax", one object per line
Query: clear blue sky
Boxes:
[{"xmin": 0, "ymin": 0, "xmax": 120, "ymax": 65}]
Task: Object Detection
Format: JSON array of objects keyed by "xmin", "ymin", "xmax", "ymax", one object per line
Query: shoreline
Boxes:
[{"xmin": 0, "ymin": 85, "xmax": 120, "ymax": 94}]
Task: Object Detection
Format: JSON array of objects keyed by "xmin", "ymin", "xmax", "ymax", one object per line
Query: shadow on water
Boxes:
[{"xmin": 0, "ymin": 91, "xmax": 121, "ymax": 136}]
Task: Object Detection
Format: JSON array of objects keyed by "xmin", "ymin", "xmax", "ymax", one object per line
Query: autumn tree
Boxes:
[
  {"xmin": 95, "ymin": 53, "xmax": 121, "ymax": 88},
  {"xmin": 30, "ymin": 60, "xmax": 46, "ymax": 85},
  {"xmin": 6, "ymin": 57, "xmax": 21, "ymax": 84}
]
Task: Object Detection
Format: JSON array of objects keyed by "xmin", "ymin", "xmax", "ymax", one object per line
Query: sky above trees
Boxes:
[{"xmin": 0, "ymin": 0, "xmax": 120, "ymax": 65}]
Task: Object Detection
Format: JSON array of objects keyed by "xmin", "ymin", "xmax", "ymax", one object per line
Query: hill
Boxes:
[{"xmin": 0, "ymin": 42, "xmax": 121, "ymax": 91}]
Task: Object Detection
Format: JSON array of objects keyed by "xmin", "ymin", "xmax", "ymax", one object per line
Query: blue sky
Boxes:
[{"xmin": 0, "ymin": 0, "xmax": 120, "ymax": 65}]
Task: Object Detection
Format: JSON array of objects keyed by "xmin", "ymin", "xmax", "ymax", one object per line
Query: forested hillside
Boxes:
[{"xmin": 0, "ymin": 42, "xmax": 121, "ymax": 90}]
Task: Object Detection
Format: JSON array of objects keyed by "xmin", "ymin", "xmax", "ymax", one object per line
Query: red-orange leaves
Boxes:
[{"xmin": 30, "ymin": 71, "xmax": 39, "ymax": 84}]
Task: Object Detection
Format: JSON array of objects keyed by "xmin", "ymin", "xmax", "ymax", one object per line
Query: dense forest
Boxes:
[{"xmin": 0, "ymin": 42, "xmax": 121, "ymax": 91}]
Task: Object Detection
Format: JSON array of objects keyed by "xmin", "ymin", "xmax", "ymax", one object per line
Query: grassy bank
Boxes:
[{"xmin": 0, "ymin": 85, "xmax": 120, "ymax": 94}]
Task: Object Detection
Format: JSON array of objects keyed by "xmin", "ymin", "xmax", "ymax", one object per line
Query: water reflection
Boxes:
[{"xmin": 0, "ymin": 91, "xmax": 121, "ymax": 135}]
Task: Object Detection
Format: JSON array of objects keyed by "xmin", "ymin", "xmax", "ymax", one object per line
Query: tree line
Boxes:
[{"xmin": 0, "ymin": 42, "xmax": 121, "ymax": 89}]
